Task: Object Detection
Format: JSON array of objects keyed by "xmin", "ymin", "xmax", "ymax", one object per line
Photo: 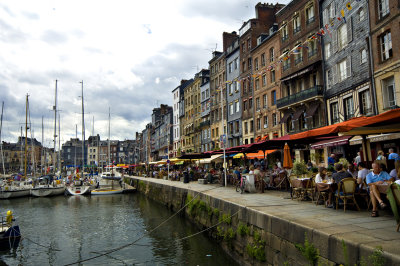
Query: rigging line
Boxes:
[
  {"xmin": 63, "ymin": 185, "xmax": 222, "ymax": 266},
  {"xmin": 178, "ymin": 209, "xmax": 240, "ymax": 241},
  {"xmin": 10, "ymin": 226, "xmax": 62, "ymax": 252}
]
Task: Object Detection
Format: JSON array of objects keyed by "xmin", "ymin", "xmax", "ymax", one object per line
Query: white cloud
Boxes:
[{"xmin": 0, "ymin": 0, "xmax": 290, "ymax": 146}]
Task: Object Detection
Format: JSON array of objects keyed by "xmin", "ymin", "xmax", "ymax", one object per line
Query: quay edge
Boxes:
[{"xmin": 127, "ymin": 176, "xmax": 400, "ymax": 266}]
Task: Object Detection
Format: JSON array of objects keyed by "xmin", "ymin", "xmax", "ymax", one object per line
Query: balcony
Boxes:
[
  {"xmin": 293, "ymin": 27, "xmax": 301, "ymax": 34},
  {"xmin": 306, "ymin": 16, "xmax": 315, "ymax": 25},
  {"xmin": 199, "ymin": 120, "xmax": 210, "ymax": 128},
  {"xmin": 281, "ymin": 35, "xmax": 288, "ymax": 42},
  {"xmin": 308, "ymin": 49, "xmax": 317, "ymax": 58},
  {"xmin": 277, "ymin": 85, "xmax": 323, "ymax": 109}
]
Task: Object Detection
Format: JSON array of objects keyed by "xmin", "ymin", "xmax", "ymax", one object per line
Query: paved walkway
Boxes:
[{"xmin": 128, "ymin": 176, "xmax": 400, "ymax": 260}]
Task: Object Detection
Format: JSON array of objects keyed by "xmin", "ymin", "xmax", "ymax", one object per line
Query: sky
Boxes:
[{"xmin": 0, "ymin": 0, "xmax": 289, "ymax": 148}]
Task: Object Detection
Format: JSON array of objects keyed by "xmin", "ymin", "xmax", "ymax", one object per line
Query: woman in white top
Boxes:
[{"xmin": 315, "ymin": 167, "xmax": 328, "ymax": 183}]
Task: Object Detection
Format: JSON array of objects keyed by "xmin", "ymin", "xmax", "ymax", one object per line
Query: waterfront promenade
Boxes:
[{"xmin": 128, "ymin": 176, "xmax": 400, "ymax": 265}]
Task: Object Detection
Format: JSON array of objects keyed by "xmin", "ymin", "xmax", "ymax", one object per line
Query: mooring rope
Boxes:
[{"xmin": 63, "ymin": 185, "xmax": 223, "ymax": 265}]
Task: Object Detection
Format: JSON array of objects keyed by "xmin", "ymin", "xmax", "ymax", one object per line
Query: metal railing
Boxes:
[
  {"xmin": 294, "ymin": 57, "xmax": 303, "ymax": 65},
  {"xmin": 277, "ymin": 85, "xmax": 323, "ymax": 109},
  {"xmin": 306, "ymin": 16, "xmax": 315, "ymax": 25}
]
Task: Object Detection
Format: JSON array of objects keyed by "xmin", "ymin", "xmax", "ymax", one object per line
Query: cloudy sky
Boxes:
[{"xmin": 0, "ymin": 0, "xmax": 289, "ymax": 148}]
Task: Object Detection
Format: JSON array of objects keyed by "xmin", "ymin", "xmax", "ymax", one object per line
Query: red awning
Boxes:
[
  {"xmin": 311, "ymin": 136, "xmax": 352, "ymax": 149},
  {"xmin": 290, "ymin": 109, "xmax": 400, "ymax": 140}
]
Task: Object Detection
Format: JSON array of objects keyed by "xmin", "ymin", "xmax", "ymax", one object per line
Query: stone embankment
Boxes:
[{"xmin": 127, "ymin": 176, "xmax": 400, "ymax": 266}]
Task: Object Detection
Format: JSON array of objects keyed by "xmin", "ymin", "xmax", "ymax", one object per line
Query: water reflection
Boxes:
[{"xmin": 0, "ymin": 194, "xmax": 237, "ymax": 265}]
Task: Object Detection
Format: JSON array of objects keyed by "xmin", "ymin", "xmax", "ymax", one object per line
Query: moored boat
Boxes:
[
  {"xmin": 0, "ymin": 180, "xmax": 32, "ymax": 199},
  {"xmin": 66, "ymin": 180, "xmax": 91, "ymax": 196},
  {"xmin": 0, "ymin": 211, "xmax": 21, "ymax": 250},
  {"xmin": 30, "ymin": 174, "xmax": 65, "ymax": 197}
]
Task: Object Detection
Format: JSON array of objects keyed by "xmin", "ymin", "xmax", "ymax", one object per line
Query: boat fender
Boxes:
[{"xmin": 6, "ymin": 210, "xmax": 13, "ymax": 225}]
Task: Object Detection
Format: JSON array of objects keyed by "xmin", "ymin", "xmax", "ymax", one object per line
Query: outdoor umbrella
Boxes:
[{"xmin": 283, "ymin": 143, "xmax": 293, "ymax": 169}]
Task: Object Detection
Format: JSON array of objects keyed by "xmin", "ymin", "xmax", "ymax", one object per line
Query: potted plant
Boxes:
[{"xmin": 292, "ymin": 160, "xmax": 309, "ymax": 177}]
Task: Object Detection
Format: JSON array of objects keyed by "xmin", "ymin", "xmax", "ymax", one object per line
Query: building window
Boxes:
[
  {"xmin": 271, "ymin": 90, "xmax": 276, "ymax": 106},
  {"xmin": 263, "ymin": 94, "xmax": 268, "ymax": 108},
  {"xmin": 255, "ymin": 78, "xmax": 260, "ymax": 90},
  {"xmin": 360, "ymin": 49, "xmax": 367, "ymax": 64},
  {"xmin": 229, "ymin": 103, "xmax": 234, "ymax": 115},
  {"xmin": 324, "ymin": 43, "xmax": 331, "ymax": 59},
  {"xmin": 228, "ymin": 62, "xmax": 232, "ymax": 73},
  {"xmin": 344, "ymin": 97, "xmax": 354, "ymax": 120},
  {"xmin": 271, "ymin": 70, "xmax": 276, "ymax": 83},
  {"xmin": 243, "ymin": 100, "xmax": 247, "ymax": 111},
  {"xmin": 270, "ymin": 48, "xmax": 275, "ymax": 62},
  {"xmin": 308, "ymin": 39, "xmax": 317, "ymax": 57},
  {"xmin": 283, "ymin": 52, "xmax": 290, "ymax": 71},
  {"xmin": 256, "ymin": 118, "xmax": 261, "ymax": 131},
  {"xmin": 281, "ymin": 24, "xmax": 288, "ymax": 42},
  {"xmin": 338, "ymin": 58, "xmax": 350, "ymax": 82},
  {"xmin": 262, "ymin": 74, "xmax": 267, "ymax": 86},
  {"xmin": 254, "ymin": 58, "xmax": 259, "ymax": 70},
  {"xmin": 359, "ymin": 90, "xmax": 372, "ymax": 115},
  {"xmin": 326, "ymin": 69, "xmax": 332, "ymax": 90},
  {"xmin": 382, "ymin": 76, "xmax": 396, "ymax": 109},
  {"xmin": 380, "ymin": 31, "xmax": 392, "ymax": 61},
  {"xmin": 378, "ymin": 0, "xmax": 390, "ymax": 19},
  {"xmin": 249, "ymin": 98, "xmax": 253, "ymax": 109},
  {"xmin": 235, "ymin": 121, "xmax": 239, "ymax": 133},
  {"xmin": 244, "ymin": 122, "xmax": 248, "ymax": 134},
  {"xmin": 293, "ymin": 15, "xmax": 301, "ymax": 34},
  {"xmin": 294, "ymin": 44, "xmax": 303, "ymax": 65},
  {"xmin": 242, "ymin": 61, "xmax": 246, "ymax": 72},
  {"xmin": 306, "ymin": 5, "xmax": 315, "ymax": 24},
  {"xmin": 261, "ymin": 53, "xmax": 266, "ymax": 66},
  {"xmin": 264, "ymin": 116, "xmax": 268, "ymax": 128},
  {"xmin": 272, "ymin": 113, "xmax": 277, "ymax": 126},
  {"xmin": 331, "ymin": 102, "xmax": 339, "ymax": 123},
  {"xmin": 235, "ymin": 101, "xmax": 239, "ymax": 112},
  {"xmin": 358, "ymin": 8, "xmax": 365, "ymax": 21},
  {"xmin": 250, "ymin": 120, "xmax": 254, "ymax": 133},
  {"xmin": 234, "ymin": 58, "xmax": 239, "ymax": 69},
  {"xmin": 256, "ymin": 97, "xmax": 260, "ymax": 111},
  {"xmin": 338, "ymin": 24, "xmax": 348, "ymax": 50}
]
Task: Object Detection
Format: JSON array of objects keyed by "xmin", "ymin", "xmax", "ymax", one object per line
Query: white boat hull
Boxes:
[
  {"xmin": 0, "ymin": 189, "xmax": 31, "ymax": 199},
  {"xmin": 31, "ymin": 186, "xmax": 65, "ymax": 197},
  {"xmin": 91, "ymin": 188, "xmax": 123, "ymax": 195},
  {"xmin": 66, "ymin": 185, "xmax": 91, "ymax": 196}
]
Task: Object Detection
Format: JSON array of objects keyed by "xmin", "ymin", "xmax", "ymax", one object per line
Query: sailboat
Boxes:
[
  {"xmin": 91, "ymin": 107, "xmax": 124, "ymax": 195},
  {"xmin": 66, "ymin": 81, "xmax": 91, "ymax": 196},
  {"xmin": 31, "ymin": 81, "xmax": 65, "ymax": 197},
  {"xmin": 0, "ymin": 98, "xmax": 32, "ymax": 199}
]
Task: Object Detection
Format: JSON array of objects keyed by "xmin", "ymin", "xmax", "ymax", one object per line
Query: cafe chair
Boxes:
[
  {"xmin": 315, "ymin": 183, "xmax": 329, "ymax": 206},
  {"xmin": 305, "ymin": 177, "xmax": 315, "ymax": 202},
  {"xmin": 391, "ymin": 184, "xmax": 400, "ymax": 232},
  {"xmin": 355, "ymin": 180, "xmax": 370, "ymax": 210},
  {"xmin": 336, "ymin": 178, "xmax": 360, "ymax": 212}
]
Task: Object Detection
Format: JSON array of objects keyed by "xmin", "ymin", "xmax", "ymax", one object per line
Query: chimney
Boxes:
[{"xmin": 223, "ymin": 31, "xmax": 238, "ymax": 52}]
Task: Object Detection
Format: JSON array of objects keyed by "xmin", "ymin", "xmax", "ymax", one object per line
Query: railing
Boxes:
[
  {"xmin": 281, "ymin": 35, "xmax": 288, "ymax": 42},
  {"xmin": 308, "ymin": 49, "xmax": 317, "ymax": 58},
  {"xmin": 283, "ymin": 63, "xmax": 290, "ymax": 71},
  {"xmin": 293, "ymin": 27, "xmax": 301, "ymax": 34},
  {"xmin": 306, "ymin": 16, "xmax": 315, "ymax": 25},
  {"xmin": 294, "ymin": 57, "xmax": 303, "ymax": 65},
  {"xmin": 277, "ymin": 85, "xmax": 323, "ymax": 109},
  {"xmin": 199, "ymin": 120, "xmax": 210, "ymax": 128}
]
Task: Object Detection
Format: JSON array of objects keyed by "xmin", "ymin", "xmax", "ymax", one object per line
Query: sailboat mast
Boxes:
[
  {"xmin": 20, "ymin": 126, "xmax": 23, "ymax": 172},
  {"xmin": 80, "ymin": 81, "xmax": 85, "ymax": 176},
  {"xmin": 41, "ymin": 116, "xmax": 44, "ymax": 176},
  {"xmin": 0, "ymin": 102, "xmax": 5, "ymax": 176},
  {"xmin": 58, "ymin": 112, "xmax": 61, "ymax": 176},
  {"xmin": 108, "ymin": 107, "xmax": 111, "ymax": 172},
  {"xmin": 75, "ymin": 124, "xmax": 77, "ymax": 170},
  {"xmin": 24, "ymin": 94, "xmax": 28, "ymax": 179},
  {"xmin": 53, "ymin": 80, "xmax": 57, "ymax": 174}
]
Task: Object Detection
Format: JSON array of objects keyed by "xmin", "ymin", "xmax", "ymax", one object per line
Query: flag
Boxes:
[
  {"xmin": 346, "ymin": 2, "xmax": 352, "ymax": 10},
  {"xmin": 340, "ymin": 9, "xmax": 346, "ymax": 23}
]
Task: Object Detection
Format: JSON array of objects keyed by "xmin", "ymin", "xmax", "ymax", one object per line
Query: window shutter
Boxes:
[
  {"xmin": 332, "ymin": 64, "xmax": 337, "ymax": 84},
  {"xmin": 323, "ymin": 9, "xmax": 328, "ymax": 25},
  {"xmin": 332, "ymin": 31, "xmax": 338, "ymax": 53},
  {"xmin": 347, "ymin": 17, "xmax": 352, "ymax": 43},
  {"xmin": 346, "ymin": 56, "xmax": 352, "ymax": 78}
]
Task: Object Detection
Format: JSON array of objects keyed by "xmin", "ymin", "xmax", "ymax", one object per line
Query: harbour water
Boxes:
[{"xmin": 0, "ymin": 194, "xmax": 238, "ymax": 265}]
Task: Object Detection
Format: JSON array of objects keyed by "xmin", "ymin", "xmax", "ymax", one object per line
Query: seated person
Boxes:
[
  {"xmin": 315, "ymin": 167, "xmax": 328, "ymax": 183},
  {"xmin": 347, "ymin": 164, "xmax": 358, "ymax": 178},
  {"xmin": 332, "ymin": 163, "xmax": 353, "ymax": 184},
  {"xmin": 366, "ymin": 162, "xmax": 394, "ymax": 217},
  {"xmin": 357, "ymin": 162, "xmax": 370, "ymax": 189}
]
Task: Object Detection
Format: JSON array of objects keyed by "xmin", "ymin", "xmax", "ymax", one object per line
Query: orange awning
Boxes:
[
  {"xmin": 245, "ymin": 150, "xmax": 276, "ymax": 159},
  {"xmin": 290, "ymin": 109, "xmax": 400, "ymax": 140}
]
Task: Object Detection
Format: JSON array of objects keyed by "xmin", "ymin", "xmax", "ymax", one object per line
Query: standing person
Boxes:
[
  {"xmin": 376, "ymin": 150, "xmax": 386, "ymax": 161},
  {"xmin": 366, "ymin": 163, "xmax": 394, "ymax": 217},
  {"xmin": 328, "ymin": 154, "xmax": 335, "ymax": 166},
  {"xmin": 354, "ymin": 152, "xmax": 362, "ymax": 165},
  {"xmin": 388, "ymin": 148, "xmax": 399, "ymax": 161}
]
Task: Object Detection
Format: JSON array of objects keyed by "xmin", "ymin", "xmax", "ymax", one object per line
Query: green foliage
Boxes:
[
  {"xmin": 219, "ymin": 213, "xmax": 232, "ymax": 225},
  {"xmin": 198, "ymin": 200, "xmax": 207, "ymax": 212},
  {"xmin": 246, "ymin": 232, "xmax": 266, "ymax": 262},
  {"xmin": 311, "ymin": 167, "xmax": 318, "ymax": 173},
  {"xmin": 206, "ymin": 205, "xmax": 213, "ymax": 218},
  {"xmin": 360, "ymin": 246, "xmax": 385, "ymax": 266},
  {"xmin": 224, "ymin": 228, "xmax": 236, "ymax": 242},
  {"xmin": 213, "ymin": 208, "xmax": 220, "ymax": 217},
  {"xmin": 237, "ymin": 223, "xmax": 250, "ymax": 236},
  {"xmin": 295, "ymin": 233, "xmax": 319, "ymax": 266},
  {"xmin": 327, "ymin": 165, "xmax": 335, "ymax": 172},
  {"xmin": 335, "ymin": 158, "xmax": 350, "ymax": 170},
  {"xmin": 341, "ymin": 240, "xmax": 349, "ymax": 266},
  {"xmin": 293, "ymin": 160, "xmax": 309, "ymax": 176}
]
